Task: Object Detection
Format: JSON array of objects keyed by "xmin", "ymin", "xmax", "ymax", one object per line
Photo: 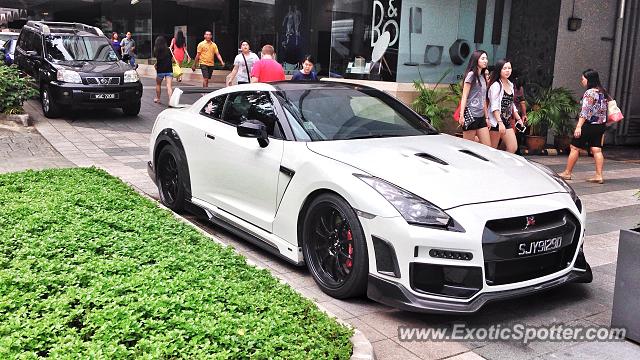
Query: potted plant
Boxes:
[
  {"xmin": 611, "ymin": 190, "xmax": 640, "ymax": 343},
  {"xmin": 525, "ymin": 87, "xmax": 579, "ymax": 154},
  {"xmin": 0, "ymin": 65, "xmax": 38, "ymax": 126},
  {"xmin": 412, "ymin": 69, "xmax": 457, "ymax": 131}
]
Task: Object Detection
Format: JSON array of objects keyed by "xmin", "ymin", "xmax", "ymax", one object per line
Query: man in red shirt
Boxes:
[{"xmin": 250, "ymin": 45, "xmax": 285, "ymax": 83}]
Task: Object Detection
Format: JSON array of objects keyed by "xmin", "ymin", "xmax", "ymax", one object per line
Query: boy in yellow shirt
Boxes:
[{"xmin": 191, "ymin": 30, "xmax": 225, "ymax": 87}]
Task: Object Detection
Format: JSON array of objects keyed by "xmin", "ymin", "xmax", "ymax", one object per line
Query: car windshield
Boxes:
[
  {"xmin": 277, "ymin": 88, "xmax": 437, "ymax": 141},
  {"xmin": 44, "ymin": 35, "xmax": 118, "ymax": 62}
]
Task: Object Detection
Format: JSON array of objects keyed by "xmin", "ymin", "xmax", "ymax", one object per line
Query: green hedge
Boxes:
[{"xmin": 0, "ymin": 168, "xmax": 352, "ymax": 359}]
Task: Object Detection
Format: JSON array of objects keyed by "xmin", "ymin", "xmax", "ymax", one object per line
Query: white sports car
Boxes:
[{"xmin": 147, "ymin": 82, "xmax": 592, "ymax": 313}]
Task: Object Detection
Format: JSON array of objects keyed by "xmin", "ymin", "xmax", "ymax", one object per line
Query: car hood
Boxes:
[
  {"xmin": 54, "ymin": 60, "xmax": 131, "ymax": 74},
  {"xmin": 306, "ymin": 135, "xmax": 565, "ymax": 209}
]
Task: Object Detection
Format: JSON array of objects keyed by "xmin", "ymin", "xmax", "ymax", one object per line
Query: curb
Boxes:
[{"xmin": 138, "ymin": 191, "xmax": 376, "ymax": 360}]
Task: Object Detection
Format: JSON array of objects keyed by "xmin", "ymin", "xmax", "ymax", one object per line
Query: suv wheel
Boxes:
[
  {"xmin": 122, "ymin": 101, "xmax": 141, "ymax": 116},
  {"xmin": 41, "ymin": 86, "xmax": 61, "ymax": 118}
]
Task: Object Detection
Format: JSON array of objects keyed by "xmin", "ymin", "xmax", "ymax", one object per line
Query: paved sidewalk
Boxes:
[
  {"xmin": 0, "ymin": 121, "xmax": 73, "ymax": 173},
  {"xmin": 17, "ymin": 76, "xmax": 640, "ymax": 360}
]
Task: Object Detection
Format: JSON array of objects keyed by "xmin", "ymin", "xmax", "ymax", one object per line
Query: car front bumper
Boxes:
[
  {"xmin": 48, "ymin": 81, "xmax": 143, "ymax": 108},
  {"xmin": 359, "ymin": 192, "xmax": 590, "ymax": 314}
]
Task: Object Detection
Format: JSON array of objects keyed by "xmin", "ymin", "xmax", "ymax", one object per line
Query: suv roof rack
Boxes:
[{"xmin": 25, "ymin": 20, "xmax": 104, "ymax": 37}]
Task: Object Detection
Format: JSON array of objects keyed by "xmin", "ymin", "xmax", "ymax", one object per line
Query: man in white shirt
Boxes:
[{"xmin": 226, "ymin": 40, "xmax": 259, "ymax": 86}]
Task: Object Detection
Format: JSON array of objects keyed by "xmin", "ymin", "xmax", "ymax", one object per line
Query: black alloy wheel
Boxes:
[
  {"xmin": 41, "ymin": 86, "xmax": 61, "ymax": 118},
  {"xmin": 156, "ymin": 146, "xmax": 185, "ymax": 213},
  {"xmin": 302, "ymin": 193, "xmax": 368, "ymax": 298}
]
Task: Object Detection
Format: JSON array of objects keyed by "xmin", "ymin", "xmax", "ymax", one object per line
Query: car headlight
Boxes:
[
  {"xmin": 528, "ymin": 160, "xmax": 582, "ymax": 211},
  {"xmin": 56, "ymin": 69, "xmax": 82, "ymax": 83},
  {"xmin": 124, "ymin": 69, "xmax": 139, "ymax": 83},
  {"xmin": 355, "ymin": 174, "xmax": 452, "ymax": 228}
]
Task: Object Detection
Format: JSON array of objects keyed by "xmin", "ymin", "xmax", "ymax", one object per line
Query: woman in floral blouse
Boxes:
[{"xmin": 558, "ymin": 69, "xmax": 610, "ymax": 184}]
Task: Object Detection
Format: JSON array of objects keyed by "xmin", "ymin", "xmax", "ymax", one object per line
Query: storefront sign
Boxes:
[{"xmin": 371, "ymin": 0, "xmax": 401, "ymax": 81}]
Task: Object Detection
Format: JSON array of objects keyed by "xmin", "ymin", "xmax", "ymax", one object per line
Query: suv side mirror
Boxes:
[{"xmin": 238, "ymin": 120, "xmax": 269, "ymax": 148}]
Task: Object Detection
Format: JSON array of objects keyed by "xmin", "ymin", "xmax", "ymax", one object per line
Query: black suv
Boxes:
[{"xmin": 15, "ymin": 21, "xmax": 143, "ymax": 118}]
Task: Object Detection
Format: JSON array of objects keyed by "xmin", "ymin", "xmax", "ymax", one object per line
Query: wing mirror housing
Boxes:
[{"xmin": 238, "ymin": 120, "xmax": 269, "ymax": 148}]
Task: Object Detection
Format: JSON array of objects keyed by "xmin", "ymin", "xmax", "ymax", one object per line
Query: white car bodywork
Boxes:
[{"xmin": 148, "ymin": 82, "xmax": 591, "ymax": 313}]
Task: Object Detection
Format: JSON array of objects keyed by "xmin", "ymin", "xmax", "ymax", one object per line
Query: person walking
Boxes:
[
  {"xmin": 110, "ymin": 32, "xmax": 121, "ymax": 56},
  {"xmin": 250, "ymin": 45, "xmax": 285, "ymax": 83},
  {"xmin": 153, "ymin": 36, "xmax": 173, "ymax": 104},
  {"xmin": 191, "ymin": 30, "xmax": 225, "ymax": 88},
  {"xmin": 558, "ymin": 69, "xmax": 610, "ymax": 184},
  {"xmin": 121, "ymin": 31, "xmax": 136, "ymax": 67},
  {"xmin": 458, "ymin": 50, "xmax": 491, "ymax": 146},
  {"xmin": 226, "ymin": 40, "xmax": 259, "ymax": 86},
  {"xmin": 512, "ymin": 72, "xmax": 528, "ymax": 155},
  {"xmin": 291, "ymin": 55, "xmax": 319, "ymax": 81},
  {"xmin": 487, "ymin": 59, "xmax": 523, "ymax": 153},
  {"xmin": 170, "ymin": 30, "xmax": 191, "ymax": 82}
]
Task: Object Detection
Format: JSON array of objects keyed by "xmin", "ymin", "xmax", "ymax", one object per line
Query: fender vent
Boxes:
[
  {"xmin": 459, "ymin": 149, "xmax": 489, "ymax": 161},
  {"xmin": 415, "ymin": 153, "xmax": 448, "ymax": 165}
]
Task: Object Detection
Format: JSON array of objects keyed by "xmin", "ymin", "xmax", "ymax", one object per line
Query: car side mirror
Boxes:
[{"xmin": 238, "ymin": 120, "xmax": 269, "ymax": 148}]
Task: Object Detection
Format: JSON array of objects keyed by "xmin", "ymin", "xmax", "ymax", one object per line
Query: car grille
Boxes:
[
  {"xmin": 482, "ymin": 209, "xmax": 580, "ymax": 286},
  {"xmin": 85, "ymin": 77, "xmax": 120, "ymax": 85}
]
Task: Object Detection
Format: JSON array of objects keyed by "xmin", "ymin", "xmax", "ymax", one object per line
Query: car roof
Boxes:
[{"xmin": 269, "ymin": 80, "xmax": 380, "ymax": 92}]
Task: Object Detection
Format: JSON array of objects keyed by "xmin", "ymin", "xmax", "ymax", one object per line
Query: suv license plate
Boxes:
[{"xmin": 91, "ymin": 93, "xmax": 119, "ymax": 100}]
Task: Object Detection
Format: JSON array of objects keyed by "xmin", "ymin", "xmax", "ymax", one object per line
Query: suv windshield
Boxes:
[
  {"xmin": 45, "ymin": 35, "xmax": 118, "ymax": 62},
  {"xmin": 278, "ymin": 88, "xmax": 437, "ymax": 141}
]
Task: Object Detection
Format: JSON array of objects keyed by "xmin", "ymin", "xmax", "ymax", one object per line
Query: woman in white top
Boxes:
[
  {"xmin": 226, "ymin": 40, "xmax": 259, "ymax": 86},
  {"xmin": 487, "ymin": 59, "xmax": 523, "ymax": 153}
]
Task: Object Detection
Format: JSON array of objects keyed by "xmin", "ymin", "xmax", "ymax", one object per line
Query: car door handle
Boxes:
[{"xmin": 206, "ymin": 133, "xmax": 215, "ymax": 140}]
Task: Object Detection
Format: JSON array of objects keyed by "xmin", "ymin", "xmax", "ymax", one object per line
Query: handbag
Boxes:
[
  {"xmin": 453, "ymin": 102, "xmax": 461, "ymax": 123},
  {"xmin": 462, "ymin": 106, "xmax": 475, "ymax": 130},
  {"xmin": 169, "ymin": 46, "xmax": 183, "ymax": 78},
  {"xmin": 607, "ymin": 99, "xmax": 624, "ymax": 124}
]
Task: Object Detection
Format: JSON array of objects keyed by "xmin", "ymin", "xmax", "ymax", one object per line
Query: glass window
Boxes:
[
  {"xmin": 45, "ymin": 35, "xmax": 118, "ymax": 61},
  {"xmin": 200, "ymin": 95, "xmax": 227, "ymax": 119},
  {"xmin": 223, "ymin": 91, "xmax": 281, "ymax": 137},
  {"xmin": 279, "ymin": 88, "xmax": 437, "ymax": 141}
]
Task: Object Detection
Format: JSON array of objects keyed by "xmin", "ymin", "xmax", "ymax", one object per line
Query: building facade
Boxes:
[{"xmin": 1, "ymin": 0, "xmax": 638, "ymax": 144}]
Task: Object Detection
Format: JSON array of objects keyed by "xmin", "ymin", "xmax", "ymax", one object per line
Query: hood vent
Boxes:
[
  {"xmin": 415, "ymin": 153, "xmax": 448, "ymax": 165},
  {"xmin": 459, "ymin": 149, "xmax": 489, "ymax": 161}
]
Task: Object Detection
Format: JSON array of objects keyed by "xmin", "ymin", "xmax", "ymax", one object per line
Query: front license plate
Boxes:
[
  {"xmin": 91, "ymin": 93, "xmax": 119, "ymax": 100},
  {"xmin": 517, "ymin": 236, "xmax": 563, "ymax": 256}
]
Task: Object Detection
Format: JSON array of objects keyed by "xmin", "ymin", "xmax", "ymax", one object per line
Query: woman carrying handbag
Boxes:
[{"xmin": 559, "ymin": 69, "xmax": 617, "ymax": 184}]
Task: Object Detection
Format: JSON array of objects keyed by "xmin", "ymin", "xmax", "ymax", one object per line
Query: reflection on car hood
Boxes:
[
  {"xmin": 54, "ymin": 60, "xmax": 132, "ymax": 74},
  {"xmin": 306, "ymin": 135, "xmax": 565, "ymax": 209}
]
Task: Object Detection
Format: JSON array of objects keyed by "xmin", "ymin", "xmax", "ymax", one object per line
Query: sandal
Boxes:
[
  {"xmin": 558, "ymin": 172, "xmax": 572, "ymax": 180},
  {"xmin": 153, "ymin": 98, "xmax": 160, "ymax": 103},
  {"xmin": 586, "ymin": 177, "xmax": 604, "ymax": 184}
]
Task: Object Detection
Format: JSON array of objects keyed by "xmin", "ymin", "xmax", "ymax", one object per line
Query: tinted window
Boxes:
[
  {"xmin": 200, "ymin": 95, "xmax": 227, "ymax": 119},
  {"xmin": 45, "ymin": 35, "xmax": 118, "ymax": 61},
  {"xmin": 278, "ymin": 88, "xmax": 437, "ymax": 141},
  {"xmin": 223, "ymin": 91, "xmax": 280, "ymax": 136}
]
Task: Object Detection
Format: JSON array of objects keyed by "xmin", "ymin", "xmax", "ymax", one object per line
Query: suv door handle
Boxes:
[{"xmin": 206, "ymin": 133, "xmax": 215, "ymax": 140}]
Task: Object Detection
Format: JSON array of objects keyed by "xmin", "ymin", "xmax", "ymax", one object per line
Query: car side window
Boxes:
[
  {"xmin": 223, "ymin": 91, "xmax": 282, "ymax": 137},
  {"xmin": 200, "ymin": 94, "xmax": 227, "ymax": 119}
]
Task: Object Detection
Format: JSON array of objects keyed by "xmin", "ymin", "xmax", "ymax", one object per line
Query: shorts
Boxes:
[
  {"xmin": 490, "ymin": 118, "xmax": 513, "ymax": 131},
  {"xmin": 237, "ymin": 81, "xmax": 249, "ymax": 84},
  {"xmin": 200, "ymin": 64, "xmax": 215, "ymax": 79},
  {"xmin": 156, "ymin": 72, "xmax": 173, "ymax": 79},
  {"xmin": 571, "ymin": 123, "xmax": 606, "ymax": 149},
  {"xmin": 463, "ymin": 116, "xmax": 488, "ymax": 131}
]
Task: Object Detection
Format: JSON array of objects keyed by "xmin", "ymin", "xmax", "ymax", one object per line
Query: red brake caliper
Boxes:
[{"xmin": 346, "ymin": 229, "xmax": 353, "ymax": 268}]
